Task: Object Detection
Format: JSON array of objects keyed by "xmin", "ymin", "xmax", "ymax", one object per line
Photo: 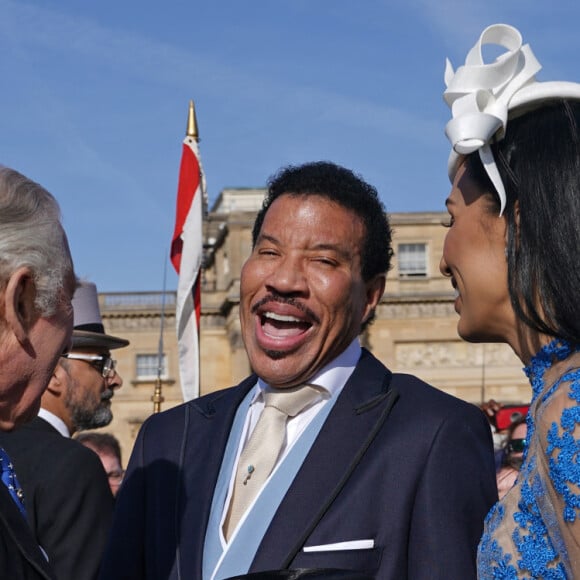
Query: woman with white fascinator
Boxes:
[{"xmin": 441, "ymin": 24, "xmax": 580, "ymax": 578}]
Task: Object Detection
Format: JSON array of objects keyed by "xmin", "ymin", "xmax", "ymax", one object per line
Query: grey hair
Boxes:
[{"xmin": 0, "ymin": 167, "xmax": 74, "ymax": 316}]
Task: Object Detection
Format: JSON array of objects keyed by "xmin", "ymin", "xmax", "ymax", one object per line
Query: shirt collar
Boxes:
[
  {"xmin": 38, "ymin": 408, "xmax": 71, "ymax": 438},
  {"xmin": 255, "ymin": 337, "xmax": 362, "ymax": 400}
]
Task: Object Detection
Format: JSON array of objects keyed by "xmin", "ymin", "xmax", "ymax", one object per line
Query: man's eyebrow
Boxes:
[
  {"xmin": 255, "ymin": 233, "xmax": 280, "ymax": 245},
  {"xmin": 256, "ymin": 233, "xmax": 354, "ymax": 261},
  {"xmin": 310, "ymin": 243, "xmax": 353, "ymax": 261}
]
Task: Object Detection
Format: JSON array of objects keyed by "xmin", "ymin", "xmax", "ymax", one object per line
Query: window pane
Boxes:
[
  {"xmin": 136, "ymin": 354, "xmax": 167, "ymax": 379},
  {"xmin": 398, "ymin": 243, "xmax": 427, "ymax": 277}
]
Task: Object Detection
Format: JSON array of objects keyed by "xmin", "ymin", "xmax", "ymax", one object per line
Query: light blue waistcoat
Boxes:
[{"xmin": 203, "ymin": 388, "xmax": 338, "ymax": 580}]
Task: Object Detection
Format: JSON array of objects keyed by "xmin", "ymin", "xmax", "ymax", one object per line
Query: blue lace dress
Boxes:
[{"xmin": 478, "ymin": 340, "xmax": 580, "ymax": 578}]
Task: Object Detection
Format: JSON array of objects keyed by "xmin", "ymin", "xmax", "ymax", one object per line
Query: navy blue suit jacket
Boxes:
[{"xmin": 100, "ymin": 349, "xmax": 497, "ymax": 579}]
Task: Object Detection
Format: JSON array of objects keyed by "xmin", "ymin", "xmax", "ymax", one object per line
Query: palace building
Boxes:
[{"xmin": 98, "ymin": 188, "xmax": 529, "ymax": 461}]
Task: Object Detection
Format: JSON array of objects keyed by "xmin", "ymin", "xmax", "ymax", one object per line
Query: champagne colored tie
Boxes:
[{"xmin": 224, "ymin": 385, "xmax": 321, "ymax": 540}]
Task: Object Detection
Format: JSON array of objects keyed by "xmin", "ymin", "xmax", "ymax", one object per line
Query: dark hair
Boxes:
[
  {"xmin": 467, "ymin": 100, "xmax": 580, "ymax": 344},
  {"xmin": 505, "ymin": 414, "xmax": 527, "ymax": 442},
  {"xmin": 252, "ymin": 161, "xmax": 393, "ymax": 283},
  {"xmin": 76, "ymin": 432, "xmax": 122, "ymax": 463},
  {"xmin": 500, "ymin": 415, "xmax": 527, "ymax": 469}
]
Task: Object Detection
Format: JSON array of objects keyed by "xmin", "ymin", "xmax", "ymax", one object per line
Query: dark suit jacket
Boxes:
[
  {"xmin": 0, "ymin": 417, "xmax": 114, "ymax": 580},
  {"xmin": 0, "ymin": 479, "xmax": 55, "ymax": 579},
  {"xmin": 100, "ymin": 349, "xmax": 497, "ymax": 579}
]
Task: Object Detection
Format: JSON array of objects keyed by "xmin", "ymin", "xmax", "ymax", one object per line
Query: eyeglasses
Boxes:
[
  {"xmin": 507, "ymin": 438, "xmax": 527, "ymax": 454},
  {"xmin": 61, "ymin": 353, "xmax": 117, "ymax": 379},
  {"xmin": 107, "ymin": 469, "xmax": 125, "ymax": 483}
]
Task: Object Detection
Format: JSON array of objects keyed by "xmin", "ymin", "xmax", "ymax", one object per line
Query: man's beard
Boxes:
[{"xmin": 68, "ymin": 389, "xmax": 114, "ymax": 431}]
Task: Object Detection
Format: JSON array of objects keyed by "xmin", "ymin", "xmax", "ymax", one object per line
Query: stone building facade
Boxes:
[{"xmin": 98, "ymin": 188, "xmax": 530, "ymax": 463}]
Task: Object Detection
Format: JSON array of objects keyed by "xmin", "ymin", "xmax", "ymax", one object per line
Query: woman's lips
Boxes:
[{"xmin": 452, "ymin": 283, "xmax": 461, "ymax": 312}]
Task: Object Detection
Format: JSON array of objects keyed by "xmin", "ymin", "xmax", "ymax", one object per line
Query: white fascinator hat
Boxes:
[{"xmin": 443, "ymin": 23, "xmax": 580, "ymax": 215}]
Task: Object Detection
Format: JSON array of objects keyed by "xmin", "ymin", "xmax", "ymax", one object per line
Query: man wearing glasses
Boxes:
[
  {"xmin": 0, "ymin": 280, "xmax": 129, "ymax": 580},
  {"xmin": 76, "ymin": 432, "xmax": 125, "ymax": 497}
]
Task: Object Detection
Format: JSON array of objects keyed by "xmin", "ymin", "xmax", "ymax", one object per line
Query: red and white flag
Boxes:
[{"xmin": 171, "ymin": 102, "xmax": 206, "ymax": 402}]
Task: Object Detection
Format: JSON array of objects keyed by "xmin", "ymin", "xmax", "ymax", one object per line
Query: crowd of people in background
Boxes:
[
  {"xmin": 480, "ymin": 400, "xmax": 529, "ymax": 499},
  {"xmin": 0, "ymin": 20, "xmax": 579, "ymax": 580}
]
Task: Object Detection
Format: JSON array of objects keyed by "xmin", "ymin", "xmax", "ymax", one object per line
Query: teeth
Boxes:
[
  {"xmin": 454, "ymin": 289, "xmax": 460, "ymax": 298},
  {"xmin": 264, "ymin": 312, "xmax": 302, "ymax": 323}
]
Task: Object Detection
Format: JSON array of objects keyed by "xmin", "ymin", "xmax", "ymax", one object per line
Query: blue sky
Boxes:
[{"xmin": 0, "ymin": 0, "xmax": 578, "ymax": 292}]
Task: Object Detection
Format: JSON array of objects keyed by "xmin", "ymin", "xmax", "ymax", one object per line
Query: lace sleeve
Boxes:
[{"xmin": 535, "ymin": 364, "xmax": 580, "ymax": 559}]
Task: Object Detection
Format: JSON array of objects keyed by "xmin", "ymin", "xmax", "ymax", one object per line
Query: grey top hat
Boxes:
[{"xmin": 71, "ymin": 281, "xmax": 129, "ymax": 350}]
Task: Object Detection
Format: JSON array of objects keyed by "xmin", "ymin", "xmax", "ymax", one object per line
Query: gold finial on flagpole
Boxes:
[{"xmin": 186, "ymin": 99, "xmax": 199, "ymax": 141}]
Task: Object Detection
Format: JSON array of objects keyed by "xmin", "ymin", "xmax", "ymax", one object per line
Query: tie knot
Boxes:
[{"xmin": 264, "ymin": 385, "xmax": 321, "ymax": 418}]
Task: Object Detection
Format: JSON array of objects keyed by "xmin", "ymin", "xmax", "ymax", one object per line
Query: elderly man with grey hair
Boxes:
[
  {"xmin": 0, "ymin": 280, "xmax": 129, "ymax": 580},
  {"xmin": 0, "ymin": 166, "xmax": 76, "ymax": 580}
]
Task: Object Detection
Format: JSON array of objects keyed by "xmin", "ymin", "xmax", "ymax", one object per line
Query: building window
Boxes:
[
  {"xmin": 398, "ymin": 243, "xmax": 427, "ymax": 277},
  {"xmin": 136, "ymin": 354, "xmax": 167, "ymax": 380}
]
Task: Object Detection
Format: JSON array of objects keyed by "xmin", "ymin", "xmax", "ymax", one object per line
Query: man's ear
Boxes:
[
  {"xmin": 45, "ymin": 362, "xmax": 68, "ymax": 397},
  {"xmin": 3, "ymin": 267, "xmax": 38, "ymax": 345},
  {"xmin": 362, "ymin": 274, "xmax": 386, "ymax": 325}
]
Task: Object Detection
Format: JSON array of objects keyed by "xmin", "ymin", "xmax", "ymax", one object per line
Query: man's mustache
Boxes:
[
  {"xmin": 101, "ymin": 389, "xmax": 114, "ymax": 402},
  {"xmin": 251, "ymin": 294, "xmax": 320, "ymax": 325}
]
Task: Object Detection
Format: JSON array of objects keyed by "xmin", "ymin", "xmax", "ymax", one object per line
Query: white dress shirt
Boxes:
[{"xmin": 220, "ymin": 338, "xmax": 361, "ymax": 544}]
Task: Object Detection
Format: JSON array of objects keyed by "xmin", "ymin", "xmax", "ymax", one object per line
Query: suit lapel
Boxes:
[
  {"xmin": 178, "ymin": 375, "xmax": 257, "ymax": 580},
  {"xmin": 251, "ymin": 350, "xmax": 399, "ymax": 570}
]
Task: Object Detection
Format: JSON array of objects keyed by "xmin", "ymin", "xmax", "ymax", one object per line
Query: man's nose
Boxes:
[
  {"xmin": 265, "ymin": 255, "xmax": 308, "ymax": 295},
  {"xmin": 107, "ymin": 371, "xmax": 123, "ymax": 390}
]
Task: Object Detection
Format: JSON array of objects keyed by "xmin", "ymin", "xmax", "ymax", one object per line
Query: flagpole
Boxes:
[{"xmin": 152, "ymin": 255, "xmax": 168, "ymax": 413}]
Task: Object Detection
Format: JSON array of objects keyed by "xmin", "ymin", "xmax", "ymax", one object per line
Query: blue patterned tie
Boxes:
[{"xmin": 0, "ymin": 447, "xmax": 26, "ymax": 518}]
